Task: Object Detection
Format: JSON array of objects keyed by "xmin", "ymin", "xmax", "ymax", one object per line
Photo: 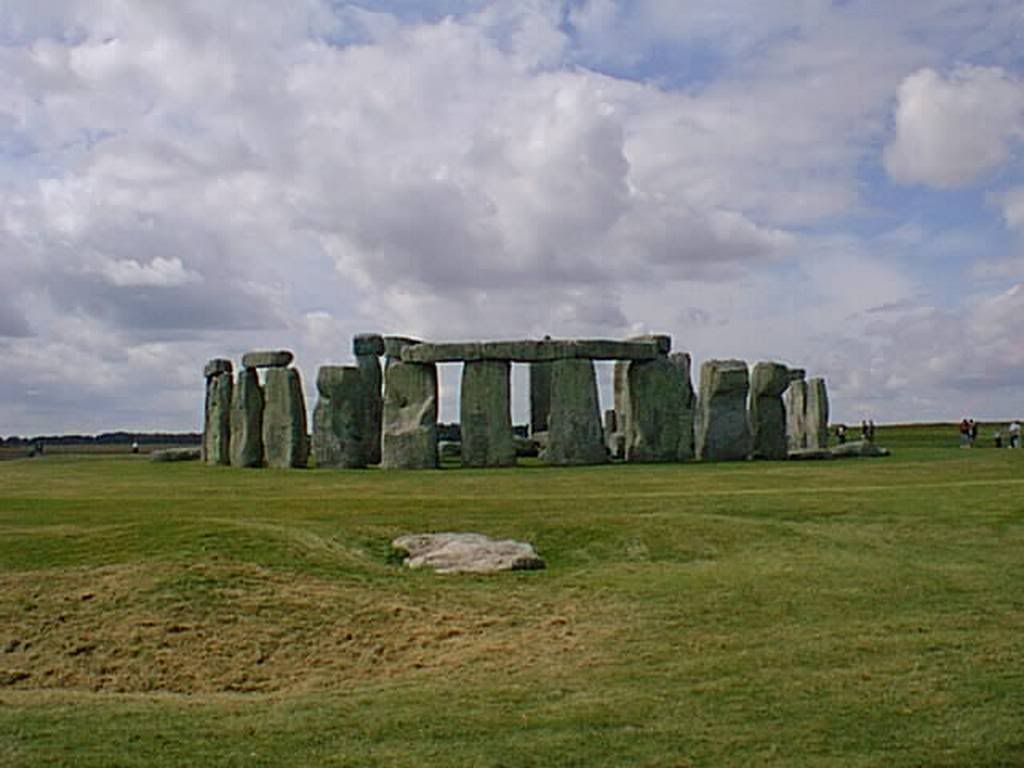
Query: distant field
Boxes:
[{"xmin": 0, "ymin": 423, "xmax": 1022, "ymax": 767}]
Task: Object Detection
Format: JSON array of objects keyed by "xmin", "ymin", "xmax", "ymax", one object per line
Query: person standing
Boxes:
[
  {"xmin": 1009, "ymin": 420, "xmax": 1021, "ymax": 449},
  {"xmin": 959, "ymin": 418, "xmax": 971, "ymax": 447}
]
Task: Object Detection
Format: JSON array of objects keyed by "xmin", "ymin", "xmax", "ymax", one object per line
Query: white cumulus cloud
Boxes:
[{"xmin": 884, "ymin": 65, "xmax": 1024, "ymax": 188}]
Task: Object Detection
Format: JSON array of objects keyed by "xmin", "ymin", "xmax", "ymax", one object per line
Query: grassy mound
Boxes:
[{"xmin": 1, "ymin": 424, "xmax": 1021, "ymax": 766}]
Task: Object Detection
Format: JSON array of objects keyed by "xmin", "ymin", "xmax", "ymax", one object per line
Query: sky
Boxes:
[{"xmin": 2, "ymin": 0, "xmax": 1024, "ymax": 436}]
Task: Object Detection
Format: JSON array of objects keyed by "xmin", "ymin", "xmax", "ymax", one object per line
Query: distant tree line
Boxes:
[{"xmin": 1, "ymin": 432, "xmax": 202, "ymax": 446}]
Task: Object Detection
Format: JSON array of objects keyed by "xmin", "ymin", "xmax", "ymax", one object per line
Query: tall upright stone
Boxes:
[
  {"xmin": 354, "ymin": 334, "xmax": 385, "ymax": 465},
  {"xmin": 381, "ymin": 350, "xmax": 438, "ymax": 470},
  {"xmin": 696, "ymin": 359, "xmax": 751, "ymax": 462},
  {"xmin": 262, "ymin": 367, "xmax": 309, "ymax": 469},
  {"xmin": 749, "ymin": 362, "xmax": 791, "ymax": 460},
  {"xmin": 785, "ymin": 376, "xmax": 808, "ymax": 451},
  {"xmin": 529, "ymin": 361, "xmax": 552, "ymax": 435},
  {"xmin": 622, "ymin": 355, "xmax": 694, "ymax": 463},
  {"xmin": 543, "ymin": 358, "xmax": 607, "ymax": 466},
  {"xmin": 461, "ymin": 360, "xmax": 515, "ymax": 468},
  {"xmin": 669, "ymin": 352, "xmax": 697, "ymax": 460},
  {"xmin": 312, "ymin": 365, "xmax": 366, "ymax": 469},
  {"xmin": 202, "ymin": 359, "xmax": 233, "ymax": 466},
  {"xmin": 806, "ymin": 377, "xmax": 830, "ymax": 450},
  {"xmin": 230, "ymin": 367, "xmax": 264, "ymax": 467}
]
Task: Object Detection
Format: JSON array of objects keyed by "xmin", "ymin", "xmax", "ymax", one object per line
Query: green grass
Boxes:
[{"xmin": 1, "ymin": 424, "xmax": 1023, "ymax": 766}]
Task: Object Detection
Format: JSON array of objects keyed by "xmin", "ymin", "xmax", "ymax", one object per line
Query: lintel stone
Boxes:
[
  {"xmin": 241, "ymin": 350, "xmax": 294, "ymax": 369},
  {"xmin": 353, "ymin": 333, "xmax": 385, "ymax": 357},
  {"xmin": 400, "ymin": 338, "xmax": 661, "ymax": 364},
  {"xmin": 204, "ymin": 358, "xmax": 233, "ymax": 379}
]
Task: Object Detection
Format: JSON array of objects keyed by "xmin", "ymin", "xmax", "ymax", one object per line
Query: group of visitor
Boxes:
[
  {"xmin": 959, "ymin": 418, "xmax": 979, "ymax": 447},
  {"xmin": 991, "ymin": 420, "xmax": 1022, "ymax": 449},
  {"xmin": 834, "ymin": 420, "xmax": 875, "ymax": 445}
]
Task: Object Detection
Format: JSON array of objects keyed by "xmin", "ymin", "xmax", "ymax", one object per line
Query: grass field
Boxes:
[{"xmin": 1, "ymin": 424, "xmax": 1022, "ymax": 766}]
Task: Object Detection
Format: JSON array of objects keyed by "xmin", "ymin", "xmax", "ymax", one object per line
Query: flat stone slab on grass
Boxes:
[
  {"xmin": 150, "ymin": 447, "xmax": 201, "ymax": 462},
  {"xmin": 391, "ymin": 533, "xmax": 545, "ymax": 574},
  {"xmin": 788, "ymin": 440, "xmax": 890, "ymax": 460}
]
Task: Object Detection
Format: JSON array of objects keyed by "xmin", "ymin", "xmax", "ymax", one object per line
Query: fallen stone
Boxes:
[
  {"xmin": 829, "ymin": 439, "xmax": 890, "ymax": 458},
  {"xmin": 461, "ymin": 360, "xmax": 516, "ymax": 468},
  {"xmin": 230, "ymin": 367, "xmax": 264, "ymax": 467},
  {"xmin": 262, "ymin": 367, "xmax": 309, "ymax": 468},
  {"xmin": 543, "ymin": 358, "xmax": 607, "ymax": 466},
  {"xmin": 241, "ymin": 350, "xmax": 294, "ymax": 369},
  {"xmin": 150, "ymin": 447, "xmax": 201, "ymax": 462},
  {"xmin": 400, "ymin": 338, "xmax": 661, "ymax": 364},
  {"xmin": 312, "ymin": 365, "xmax": 366, "ymax": 469},
  {"xmin": 749, "ymin": 362, "xmax": 792, "ymax": 461},
  {"xmin": 203, "ymin": 358, "xmax": 233, "ymax": 379},
  {"xmin": 513, "ymin": 435, "xmax": 540, "ymax": 458},
  {"xmin": 695, "ymin": 359, "xmax": 751, "ymax": 461},
  {"xmin": 787, "ymin": 448, "xmax": 834, "ymax": 461},
  {"xmin": 381, "ymin": 359, "xmax": 438, "ymax": 469},
  {"xmin": 352, "ymin": 333, "xmax": 385, "ymax": 357},
  {"xmin": 202, "ymin": 370, "xmax": 232, "ymax": 466},
  {"xmin": 391, "ymin": 532, "xmax": 545, "ymax": 574},
  {"xmin": 438, "ymin": 440, "xmax": 462, "ymax": 460}
]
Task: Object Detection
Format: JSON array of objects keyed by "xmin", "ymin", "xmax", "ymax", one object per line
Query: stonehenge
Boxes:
[{"xmin": 201, "ymin": 335, "xmax": 835, "ymax": 471}]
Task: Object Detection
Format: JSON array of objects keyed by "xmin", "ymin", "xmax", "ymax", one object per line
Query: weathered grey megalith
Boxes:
[
  {"xmin": 460, "ymin": 360, "xmax": 515, "ymax": 468},
  {"xmin": 312, "ymin": 365, "xmax": 366, "ymax": 469},
  {"xmin": 202, "ymin": 359, "xmax": 233, "ymax": 466},
  {"xmin": 749, "ymin": 362, "xmax": 791, "ymax": 461},
  {"xmin": 529, "ymin": 361, "xmax": 552, "ymax": 435},
  {"xmin": 622, "ymin": 354, "xmax": 695, "ymax": 463},
  {"xmin": 262, "ymin": 367, "xmax": 309, "ymax": 468},
  {"xmin": 381, "ymin": 356, "xmax": 438, "ymax": 470},
  {"xmin": 241, "ymin": 350, "xmax": 294, "ymax": 369},
  {"xmin": 785, "ymin": 376, "xmax": 808, "ymax": 451},
  {"xmin": 806, "ymin": 377, "xmax": 830, "ymax": 450},
  {"xmin": 230, "ymin": 367, "xmax": 264, "ymax": 467},
  {"xmin": 543, "ymin": 359, "xmax": 607, "ymax": 466},
  {"xmin": 696, "ymin": 359, "xmax": 751, "ymax": 461},
  {"xmin": 354, "ymin": 333, "xmax": 384, "ymax": 465}
]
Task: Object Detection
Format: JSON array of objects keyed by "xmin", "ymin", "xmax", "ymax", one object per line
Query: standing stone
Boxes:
[
  {"xmin": 696, "ymin": 359, "xmax": 751, "ymax": 462},
  {"xmin": 603, "ymin": 409, "xmax": 625, "ymax": 459},
  {"xmin": 669, "ymin": 352, "xmax": 697, "ymax": 460},
  {"xmin": 529, "ymin": 361, "xmax": 552, "ymax": 435},
  {"xmin": 749, "ymin": 362, "xmax": 791, "ymax": 460},
  {"xmin": 461, "ymin": 360, "xmax": 515, "ymax": 468},
  {"xmin": 356, "ymin": 354, "xmax": 383, "ymax": 465},
  {"xmin": 230, "ymin": 367, "xmax": 264, "ymax": 467},
  {"xmin": 543, "ymin": 359, "xmax": 607, "ymax": 466},
  {"xmin": 262, "ymin": 367, "xmax": 309, "ymax": 469},
  {"xmin": 202, "ymin": 359, "xmax": 233, "ymax": 466},
  {"xmin": 354, "ymin": 334, "xmax": 385, "ymax": 465},
  {"xmin": 806, "ymin": 377, "xmax": 830, "ymax": 450},
  {"xmin": 622, "ymin": 355, "xmax": 694, "ymax": 463},
  {"xmin": 312, "ymin": 366, "xmax": 366, "ymax": 469},
  {"xmin": 785, "ymin": 377, "xmax": 808, "ymax": 451},
  {"xmin": 381, "ymin": 359, "xmax": 438, "ymax": 469}
]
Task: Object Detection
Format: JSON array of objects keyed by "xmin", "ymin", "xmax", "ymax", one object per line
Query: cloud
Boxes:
[{"xmin": 884, "ymin": 65, "xmax": 1024, "ymax": 188}]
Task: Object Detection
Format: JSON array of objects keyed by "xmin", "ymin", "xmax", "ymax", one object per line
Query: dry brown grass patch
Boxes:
[{"xmin": 0, "ymin": 563, "xmax": 612, "ymax": 696}]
